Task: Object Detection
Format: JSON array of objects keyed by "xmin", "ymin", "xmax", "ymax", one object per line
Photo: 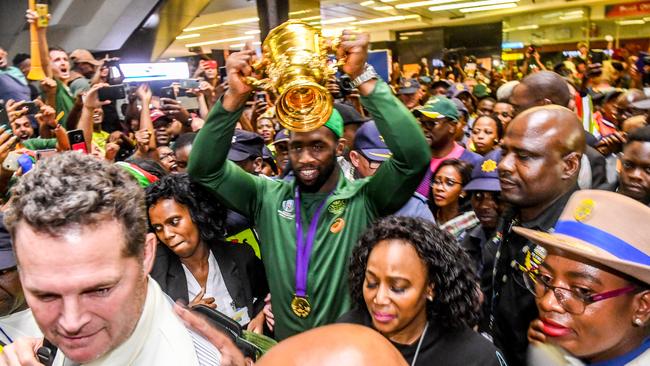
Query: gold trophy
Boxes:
[{"xmin": 248, "ymin": 20, "xmax": 336, "ymax": 132}]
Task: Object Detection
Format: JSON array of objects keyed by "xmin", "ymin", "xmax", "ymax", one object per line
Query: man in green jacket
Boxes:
[{"xmin": 188, "ymin": 32, "xmax": 430, "ymax": 340}]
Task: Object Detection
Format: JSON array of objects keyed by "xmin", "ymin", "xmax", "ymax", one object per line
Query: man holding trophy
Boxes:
[{"xmin": 189, "ymin": 27, "xmax": 431, "ymax": 339}]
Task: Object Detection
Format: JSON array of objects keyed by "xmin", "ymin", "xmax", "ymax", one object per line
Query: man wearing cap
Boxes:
[
  {"xmin": 485, "ymin": 105, "xmax": 586, "ymax": 366},
  {"xmin": 272, "ymin": 129, "xmax": 290, "ymax": 175},
  {"xmin": 517, "ymin": 190, "xmax": 650, "ymax": 365},
  {"xmin": 413, "ymin": 96, "xmax": 482, "ymax": 199},
  {"xmin": 228, "ymin": 129, "xmax": 264, "ymax": 175},
  {"xmin": 333, "ymin": 102, "xmax": 370, "ymax": 181},
  {"xmin": 396, "ymin": 78, "xmax": 422, "ymax": 110},
  {"xmin": 460, "ymin": 154, "xmax": 503, "ymax": 275},
  {"xmin": 189, "ymin": 33, "xmax": 430, "ymax": 339},
  {"xmin": 0, "ymin": 212, "xmax": 41, "ymax": 345},
  {"xmin": 431, "ymin": 79, "xmax": 451, "ymax": 97},
  {"xmin": 349, "ymin": 121, "xmax": 434, "ymax": 222},
  {"xmin": 448, "ymin": 83, "xmax": 477, "ymax": 124},
  {"xmin": 68, "ymin": 49, "xmax": 102, "ymax": 97}
]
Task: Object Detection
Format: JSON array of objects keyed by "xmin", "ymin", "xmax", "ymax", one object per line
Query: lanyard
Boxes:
[{"xmin": 294, "ymin": 188, "xmax": 331, "ymax": 298}]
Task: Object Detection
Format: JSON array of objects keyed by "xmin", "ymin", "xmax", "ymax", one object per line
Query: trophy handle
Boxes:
[{"xmin": 245, "ymin": 76, "xmax": 274, "ymax": 93}]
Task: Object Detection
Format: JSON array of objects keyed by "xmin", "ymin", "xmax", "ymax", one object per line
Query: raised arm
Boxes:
[
  {"xmin": 79, "ymin": 83, "xmax": 110, "ymax": 152},
  {"xmin": 187, "ymin": 48, "xmax": 264, "ymax": 218},
  {"xmin": 338, "ymin": 31, "xmax": 430, "ymax": 217}
]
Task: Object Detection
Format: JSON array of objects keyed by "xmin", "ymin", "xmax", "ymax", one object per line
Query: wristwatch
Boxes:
[{"xmin": 339, "ymin": 64, "xmax": 378, "ymax": 91}]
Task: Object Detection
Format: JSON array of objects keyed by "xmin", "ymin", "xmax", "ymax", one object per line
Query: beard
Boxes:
[{"xmin": 296, "ymin": 159, "xmax": 338, "ymax": 193}]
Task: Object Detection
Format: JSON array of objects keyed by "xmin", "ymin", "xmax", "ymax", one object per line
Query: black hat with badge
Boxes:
[{"xmin": 228, "ymin": 129, "xmax": 264, "ymax": 162}]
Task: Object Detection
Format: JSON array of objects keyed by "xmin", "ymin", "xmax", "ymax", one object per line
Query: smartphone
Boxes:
[
  {"xmin": 219, "ymin": 66, "xmax": 228, "ymax": 82},
  {"xmin": 36, "ymin": 338, "xmax": 57, "ymax": 366},
  {"xmin": 2, "ymin": 151, "xmax": 21, "ymax": 171},
  {"xmin": 255, "ymin": 92, "xmax": 266, "ymax": 103},
  {"xmin": 160, "ymin": 86, "xmax": 176, "ymax": 100},
  {"xmin": 590, "ymin": 50, "xmax": 605, "ymax": 65},
  {"xmin": 97, "ymin": 84, "xmax": 126, "ymax": 101},
  {"xmin": 36, "ymin": 149, "xmax": 56, "ymax": 161},
  {"xmin": 179, "ymin": 79, "xmax": 200, "ymax": 89},
  {"xmin": 0, "ymin": 103, "xmax": 8, "ymax": 125},
  {"xmin": 67, "ymin": 129, "xmax": 87, "ymax": 154},
  {"xmin": 36, "ymin": 3, "xmax": 49, "ymax": 28},
  {"xmin": 177, "ymin": 96, "xmax": 199, "ymax": 110},
  {"xmin": 23, "ymin": 101, "xmax": 39, "ymax": 115}
]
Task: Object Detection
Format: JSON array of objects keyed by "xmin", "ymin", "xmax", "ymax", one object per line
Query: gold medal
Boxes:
[{"xmin": 291, "ymin": 295, "xmax": 311, "ymax": 318}]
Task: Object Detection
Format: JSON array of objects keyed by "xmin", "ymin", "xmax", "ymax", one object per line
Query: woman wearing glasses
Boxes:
[
  {"xmin": 514, "ymin": 190, "xmax": 650, "ymax": 364},
  {"xmin": 339, "ymin": 216, "xmax": 505, "ymax": 366},
  {"xmin": 429, "ymin": 159, "xmax": 477, "ymax": 242}
]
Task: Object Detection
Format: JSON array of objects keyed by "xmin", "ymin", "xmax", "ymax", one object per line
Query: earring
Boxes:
[
  {"xmin": 634, "ymin": 318, "xmax": 643, "ymax": 326},
  {"xmin": 427, "ymin": 295, "xmax": 433, "ymax": 301}
]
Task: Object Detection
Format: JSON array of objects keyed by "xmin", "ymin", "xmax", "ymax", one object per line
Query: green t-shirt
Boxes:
[
  {"xmin": 188, "ymin": 80, "xmax": 431, "ymax": 340},
  {"xmin": 21, "ymin": 137, "xmax": 57, "ymax": 150},
  {"xmin": 54, "ymin": 79, "xmax": 74, "ymax": 129}
]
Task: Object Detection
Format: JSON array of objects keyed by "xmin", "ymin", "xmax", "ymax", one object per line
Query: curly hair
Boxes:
[
  {"xmin": 145, "ymin": 173, "xmax": 226, "ymax": 243},
  {"xmin": 4, "ymin": 152, "xmax": 147, "ymax": 258},
  {"xmin": 348, "ymin": 216, "xmax": 481, "ymax": 330}
]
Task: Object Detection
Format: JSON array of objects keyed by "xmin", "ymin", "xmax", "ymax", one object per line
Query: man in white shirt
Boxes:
[{"xmin": 0, "ymin": 152, "xmax": 221, "ymax": 365}]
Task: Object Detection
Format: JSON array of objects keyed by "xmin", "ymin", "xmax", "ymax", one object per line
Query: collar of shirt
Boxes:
[{"xmin": 590, "ymin": 337, "xmax": 650, "ymax": 366}]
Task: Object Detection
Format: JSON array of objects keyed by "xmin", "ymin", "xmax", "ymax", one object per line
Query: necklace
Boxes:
[{"xmin": 410, "ymin": 321, "xmax": 429, "ymax": 366}]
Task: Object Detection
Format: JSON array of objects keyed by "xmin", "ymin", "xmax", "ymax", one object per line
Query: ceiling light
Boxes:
[
  {"xmin": 396, "ymin": 0, "xmax": 462, "ymax": 9},
  {"xmin": 517, "ymin": 24, "xmax": 538, "ymax": 30},
  {"xmin": 400, "ymin": 36, "xmax": 409, "ymax": 40},
  {"xmin": 321, "ymin": 17, "xmax": 357, "ymax": 25},
  {"xmin": 380, "ymin": 0, "xmax": 398, "ymax": 2},
  {"xmin": 229, "ymin": 44, "xmax": 245, "ymax": 48},
  {"xmin": 183, "ymin": 17, "xmax": 260, "ymax": 32},
  {"xmin": 360, "ymin": 1, "xmax": 375, "ymax": 5},
  {"xmin": 301, "ymin": 15, "xmax": 322, "ymax": 21},
  {"xmin": 429, "ymin": 0, "xmax": 517, "ymax": 12},
  {"xmin": 321, "ymin": 27, "xmax": 357, "ymax": 37},
  {"xmin": 185, "ymin": 35, "xmax": 254, "ymax": 48},
  {"xmin": 289, "ymin": 9, "xmax": 312, "ymax": 16},
  {"xmin": 559, "ymin": 14, "xmax": 583, "ymax": 20},
  {"xmin": 352, "ymin": 15, "xmax": 420, "ymax": 25},
  {"xmin": 460, "ymin": 3, "xmax": 517, "ymax": 13},
  {"xmin": 183, "ymin": 24, "xmax": 219, "ymax": 32},
  {"xmin": 617, "ymin": 19, "xmax": 645, "ymax": 25},
  {"xmin": 222, "ymin": 17, "xmax": 260, "ymax": 26},
  {"xmin": 373, "ymin": 6, "xmax": 394, "ymax": 10},
  {"xmin": 175, "ymin": 33, "xmax": 200, "ymax": 40},
  {"xmin": 400, "ymin": 31, "xmax": 424, "ymax": 36},
  {"xmin": 245, "ymin": 30, "xmax": 261, "ymax": 35}
]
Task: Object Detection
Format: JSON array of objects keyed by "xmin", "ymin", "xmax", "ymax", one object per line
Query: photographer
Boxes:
[{"xmin": 521, "ymin": 45, "xmax": 546, "ymax": 75}]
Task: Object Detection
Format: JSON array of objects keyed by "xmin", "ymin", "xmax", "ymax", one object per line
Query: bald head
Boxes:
[
  {"xmin": 257, "ymin": 324, "xmax": 408, "ymax": 366},
  {"xmin": 514, "ymin": 106, "xmax": 586, "ymax": 155},
  {"xmin": 498, "ymin": 105, "xmax": 584, "ymax": 221},
  {"xmin": 510, "ymin": 71, "xmax": 571, "ymax": 114}
]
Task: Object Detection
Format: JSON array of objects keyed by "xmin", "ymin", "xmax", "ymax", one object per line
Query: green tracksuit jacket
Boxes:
[{"xmin": 188, "ymin": 80, "xmax": 430, "ymax": 339}]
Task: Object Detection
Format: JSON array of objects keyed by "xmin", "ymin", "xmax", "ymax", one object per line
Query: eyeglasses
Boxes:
[
  {"xmin": 432, "ymin": 177, "xmax": 461, "ymax": 188},
  {"xmin": 418, "ymin": 117, "xmax": 450, "ymax": 130},
  {"xmin": 517, "ymin": 265, "xmax": 637, "ymax": 315}
]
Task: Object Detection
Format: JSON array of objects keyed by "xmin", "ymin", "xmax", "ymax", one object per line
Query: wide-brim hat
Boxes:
[{"xmin": 513, "ymin": 190, "xmax": 650, "ymax": 285}]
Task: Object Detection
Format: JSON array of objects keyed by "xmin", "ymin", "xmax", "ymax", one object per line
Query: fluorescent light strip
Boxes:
[
  {"xmin": 301, "ymin": 15, "xmax": 322, "ymax": 21},
  {"xmin": 460, "ymin": 3, "xmax": 517, "ymax": 12},
  {"xmin": 380, "ymin": 0, "xmax": 398, "ymax": 2},
  {"xmin": 352, "ymin": 15, "xmax": 419, "ymax": 25},
  {"xmin": 289, "ymin": 9, "xmax": 312, "ymax": 16},
  {"xmin": 176, "ymin": 33, "xmax": 200, "ymax": 40},
  {"xmin": 183, "ymin": 17, "xmax": 259, "ymax": 32},
  {"xmin": 396, "ymin": 0, "xmax": 462, "ymax": 9},
  {"xmin": 617, "ymin": 19, "xmax": 645, "ymax": 25},
  {"xmin": 245, "ymin": 30, "xmax": 261, "ymax": 35},
  {"xmin": 400, "ymin": 31, "xmax": 424, "ymax": 36},
  {"xmin": 230, "ymin": 44, "xmax": 245, "ymax": 48},
  {"xmin": 559, "ymin": 14, "xmax": 583, "ymax": 20},
  {"xmin": 374, "ymin": 5, "xmax": 394, "ymax": 10},
  {"xmin": 321, "ymin": 16, "xmax": 357, "ymax": 25},
  {"xmin": 185, "ymin": 35, "xmax": 254, "ymax": 48},
  {"xmin": 360, "ymin": 0, "xmax": 375, "ymax": 5},
  {"xmin": 429, "ymin": 0, "xmax": 517, "ymax": 12}
]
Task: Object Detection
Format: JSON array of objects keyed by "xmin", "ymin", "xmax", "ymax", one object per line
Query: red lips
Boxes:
[{"xmin": 540, "ymin": 318, "xmax": 572, "ymax": 337}]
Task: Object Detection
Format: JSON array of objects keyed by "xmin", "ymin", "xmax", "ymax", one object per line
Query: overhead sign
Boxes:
[
  {"xmin": 120, "ymin": 62, "xmax": 190, "ymax": 82},
  {"xmin": 605, "ymin": 1, "xmax": 650, "ymax": 18}
]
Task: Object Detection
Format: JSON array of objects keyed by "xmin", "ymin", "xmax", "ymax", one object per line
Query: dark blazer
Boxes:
[{"xmin": 151, "ymin": 240, "xmax": 268, "ymax": 321}]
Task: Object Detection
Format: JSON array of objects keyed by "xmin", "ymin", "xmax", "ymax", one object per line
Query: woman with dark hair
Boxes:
[
  {"xmin": 470, "ymin": 114, "xmax": 503, "ymax": 156},
  {"xmin": 146, "ymin": 174, "xmax": 269, "ymax": 332},
  {"xmin": 429, "ymin": 159, "xmax": 477, "ymax": 241},
  {"xmin": 339, "ymin": 216, "xmax": 504, "ymax": 366}
]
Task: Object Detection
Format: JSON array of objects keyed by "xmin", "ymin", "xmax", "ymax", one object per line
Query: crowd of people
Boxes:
[{"xmin": 0, "ymin": 7, "xmax": 647, "ymax": 366}]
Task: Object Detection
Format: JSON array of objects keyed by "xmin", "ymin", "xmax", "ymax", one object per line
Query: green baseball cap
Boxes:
[
  {"xmin": 413, "ymin": 96, "xmax": 459, "ymax": 122},
  {"xmin": 473, "ymin": 83, "xmax": 491, "ymax": 98},
  {"xmin": 324, "ymin": 108, "xmax": 344, "ymax": 138}
]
